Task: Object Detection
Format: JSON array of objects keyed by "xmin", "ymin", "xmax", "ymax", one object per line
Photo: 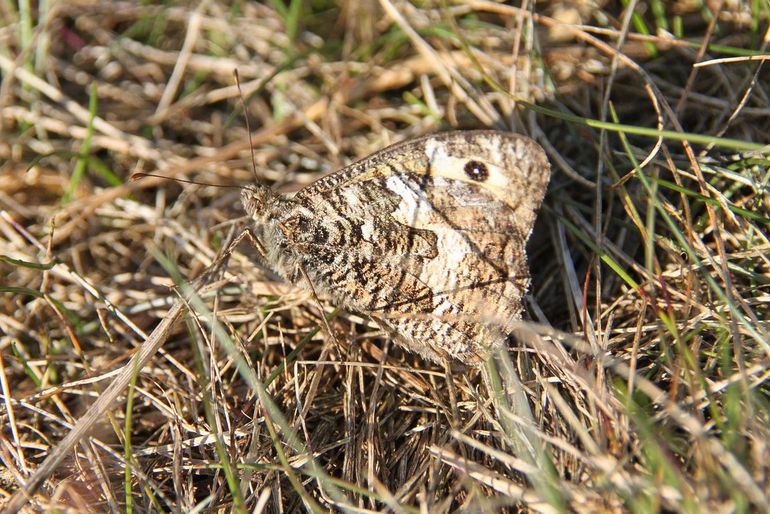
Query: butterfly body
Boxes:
[{"xmin": 242, "ymin": 131, "xmax": 550, "ymax": 364}]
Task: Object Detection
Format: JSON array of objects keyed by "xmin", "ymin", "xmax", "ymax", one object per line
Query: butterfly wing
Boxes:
[{"xmin": 281, "ymin": 131, "xmax": 550, "ymax": 363}]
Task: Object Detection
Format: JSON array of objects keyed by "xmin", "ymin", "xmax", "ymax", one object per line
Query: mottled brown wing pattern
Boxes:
[{"xmin": 243, "ymin": 131, "xmax": 550, "ymax": 364}]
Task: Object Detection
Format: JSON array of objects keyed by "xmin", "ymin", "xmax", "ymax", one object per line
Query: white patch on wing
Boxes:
[
  {"xmin": 385, "ymin": 175, "xmax": 430, "ymax": 222},
  {"xmin": 386, "ymin": 173, "xmax": 471, "ymax": 292},
  {"xmin": 360, "ymin": 219, "xmax": 374, "ymax": 241},
  {"xmin": 342, "ymin": 188, "xmax": 362, "ymax": 208},
  {"xmin": 430, "ymin": 226, "xmax": 470, "ymax": 273}
]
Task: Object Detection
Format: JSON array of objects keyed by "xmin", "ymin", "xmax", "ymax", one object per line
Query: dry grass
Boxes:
[{"xmin": 1, "ymin": 1, "xmax": 769, "ymax": 512}]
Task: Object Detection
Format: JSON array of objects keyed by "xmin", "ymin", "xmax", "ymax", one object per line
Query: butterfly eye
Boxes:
[{"xmin": 463, "ymin": 160, "xmax": 489, "ymax": 182}]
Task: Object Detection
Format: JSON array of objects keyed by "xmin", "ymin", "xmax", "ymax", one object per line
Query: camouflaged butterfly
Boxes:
[{"xmin": 241, "ymin": 131, "xmax": 551, "ymax": 365}]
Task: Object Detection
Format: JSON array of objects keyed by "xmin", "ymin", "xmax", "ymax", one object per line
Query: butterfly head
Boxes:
[{"xmin": 240, "ymin": 184, "xmax": 279, "ymax": 220}]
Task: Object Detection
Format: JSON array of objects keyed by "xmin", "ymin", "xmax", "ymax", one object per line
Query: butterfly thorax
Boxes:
[{"xmin": 242, "ymin": 186, "xmax": 303, "ymax": 283}]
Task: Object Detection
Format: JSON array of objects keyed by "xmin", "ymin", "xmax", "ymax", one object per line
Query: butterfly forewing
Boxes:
[{"xmin": 246, "ymin": 131, "xmax": 550, "ymax": 364}]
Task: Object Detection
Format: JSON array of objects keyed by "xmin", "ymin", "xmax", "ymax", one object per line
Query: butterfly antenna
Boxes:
[
  {"xmin": 129, "ymin": 172, "xmax": 241, "ymax": 189},
  {"xmin": 235, "ymin": 69, "xmax": 260, "ymax": 185}
]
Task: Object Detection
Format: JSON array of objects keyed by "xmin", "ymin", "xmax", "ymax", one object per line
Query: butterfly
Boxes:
[{"xmin": 241, "ymin": 130, "xmax": 551, "ymax": 365}]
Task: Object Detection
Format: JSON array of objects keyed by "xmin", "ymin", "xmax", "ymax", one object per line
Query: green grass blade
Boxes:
[{"xmin": 63, "ymin": 83, "xmax": 98, "ymax": 204}]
